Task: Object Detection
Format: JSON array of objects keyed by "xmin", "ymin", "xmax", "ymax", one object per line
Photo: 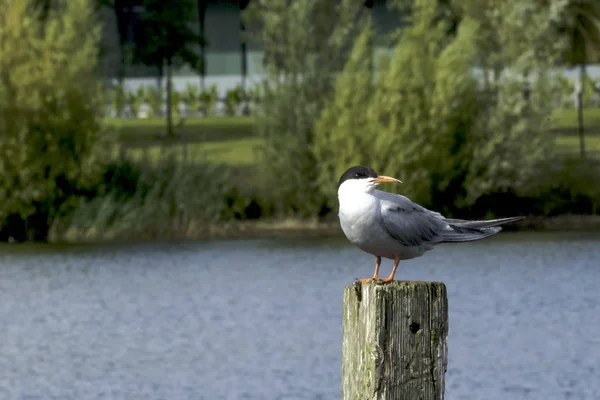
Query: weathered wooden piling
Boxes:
[{"xmin": 342, "ymin": 281, "xmax": 448, "ymax": 400}]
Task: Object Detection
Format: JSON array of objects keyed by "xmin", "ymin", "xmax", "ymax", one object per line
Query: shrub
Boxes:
[
  {"xmin": 127, "ymin": 86, "xmax": 146, "ymax": 118},
  {"xmin": 315, "ymin": 3, "xmax": 480, "ymax": 213},
  {"xmin": 181, "ymin": 83, "xmax": 202, "ymax": 116},
  {"xmin": 200, "ymin": 84, "xmax": 219, "ymax": 117},
  {"xmin": 244, "ymin": 0, "xmax": 366, "ymax": 216},
  {"xmin": 109, "ymin": 82, "xmax": 127, "ymax": 117},
  {"xmin": 224, "ymin": 85, "xmax": 245, "ymax": 116},
  {"xmin": 62, "ymin": 151, "xmax": 234, "ymax": 241},
  {"xmin": 316, "ymin": 0, "xmax": 569, "ymax": 217},
  {"xmin": 145, "ymin": 85, "xmax": 164, "ymax": 117},
  {"xmin": 0, "ymin": 0, "xmax": 107, "ymax": 242}
]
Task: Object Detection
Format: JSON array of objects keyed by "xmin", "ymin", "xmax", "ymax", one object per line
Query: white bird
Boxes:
[{"xmin": 337, "ymin": 165, "xmax": 525, "ymax": 283}]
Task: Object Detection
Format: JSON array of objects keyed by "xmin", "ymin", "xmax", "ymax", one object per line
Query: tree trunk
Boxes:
[
  {"xmin": 166, "ymin": 59, "xmax": 174, "ymax": 137},
  {"xmin": 240, "ymin": 9, "xmax": 247, "ymax": 90},
  {"xmin": 117, "ymin": 45, "xmax": 126, "ymax": 118},
  {"xmin": 115, "ymin": 1, "xmax": 129, "ymax": 118},
  {"xmin": 157, "ymin": 62, "xmax": 164, "ymax": 91},
  {"xmin": 198, "ymin": 0, "xmax": 207, "ymax": 89},
  {"xmin": 577, "ymin": 63, "xmax": 586, "ymax": 158},
  {"xmin": 240, "ymin": 8, "xmax": 248, "ymax": 115}
]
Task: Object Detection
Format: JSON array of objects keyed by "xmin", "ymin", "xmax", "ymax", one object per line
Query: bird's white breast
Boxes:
[
  {"xmin": 337, "ymin": 180, "xmax": 430, "ymax": 260},
  {"xmin": 338, "ymin": 191, "xmax": 379, "ymax": 244},
  {"xmin": 337, "ymin": 180, "xmax": 390, "ymax": 252}
]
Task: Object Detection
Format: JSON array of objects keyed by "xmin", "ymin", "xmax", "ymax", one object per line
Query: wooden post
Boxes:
[{"xmin": 342, "ymin": 281, "xmax": 448, "ymax": 400}]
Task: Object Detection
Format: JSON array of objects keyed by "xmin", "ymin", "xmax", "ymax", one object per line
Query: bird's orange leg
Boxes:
[
  {"xmin": 380, "ymin": 256, "xmax": 400, "ymax": 283},
  {"xmin": 358, "ymin": 256, "xmax": 381, "ymax": 284}
]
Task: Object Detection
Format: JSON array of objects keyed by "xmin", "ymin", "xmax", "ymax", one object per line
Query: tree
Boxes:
[
  {"xmin": 0, "ymin": 0, "xmax": 106, "ymax": 241},
  {"xmin": 556, "ymin": 0, "xmax": 600, "ymax": 157},
  {"xmin": 134, "ymin": 0, "xmax": 204, "ymax": 137},
  {"xmin": 243, "ymin": 0, "xmax": 367, "ymax": 216},
  {"xmin": 197, "ymin": 0, "xmax": 208, "ymax": 88},
  {"xmin": 316, "ymin": 0, "xmax": 480, "ymax": 212},
  {"xmin": 459, "ymin": 0, "xmax": 568, "ymax": 204},
  {"xmin": 316, "ymin": 0, "xmax": 570, "ymax": 216},
  {"xmin": 100, "ymin": 0, "xmax": 136, "ymax": 117}
]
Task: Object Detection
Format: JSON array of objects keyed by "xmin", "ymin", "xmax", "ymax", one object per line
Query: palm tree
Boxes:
[{"xmin": 558, "ymin": 0, "xmax": 600, "ymax": 157}]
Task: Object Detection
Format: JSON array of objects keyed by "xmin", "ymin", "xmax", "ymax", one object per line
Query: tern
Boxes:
[{"xmin": 338, "ymin": 165, "xmax": 525, "ymax": 284}]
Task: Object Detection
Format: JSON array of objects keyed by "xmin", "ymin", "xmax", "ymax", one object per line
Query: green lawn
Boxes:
[
  {"xmin": 550, "ymin": 108, "xmax": 600, "ymax": 156},
  {"xmin": 104, "ymin": 109, "xmax": 600, "ymax": 166},
  {"xmin": 105, "ymin": 116, "xmax": 259, "ymax": 165}
]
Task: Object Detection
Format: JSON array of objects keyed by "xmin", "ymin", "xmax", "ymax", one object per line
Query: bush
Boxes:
[
  {"xmin": 315, "ymin": 3, "xmax": 480, "ymax": 213},
  {"xmin": 145, "ymin": 85, "xmax": 164, "ymax": 117},
  {"xmin": 127, "ymin": 86, "xmax": 146, "ymax": 118},
  {"xmin": 224, "ymin": 85, "xmax": 245, "ymax": 116},
  {"xmin": 181, "ymin": 83, "xmax": 202, "ymax": 116},
  {"xmin": 200, "ymin": 84, "xmax": 219, "ymax": 117},
  {"xmin": 315, "ymin": 0, "xmax": 570, "ymax": 217},
  {"xmin": 244, "ymin": 0, "xmax": 365, "ymax": 216},
  {"xmin": 62, "ymin": 151, "xmax": 235, "ymax": 241},
  {"xmin": 109, "ymin": 83, "xmax": 127, "ymax": 117},
  {"xmin": 0, "ymin": 0, "xmax": 107, "ymax": 242}
]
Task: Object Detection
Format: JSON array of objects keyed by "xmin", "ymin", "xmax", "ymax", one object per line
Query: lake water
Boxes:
[{"xmin": 0, "ymin": 231, "xmax": 599, "ymax": 400}]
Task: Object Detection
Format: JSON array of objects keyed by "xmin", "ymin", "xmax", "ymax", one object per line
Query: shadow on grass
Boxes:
[{"xmin": 108, "ymin": 117, "xmax": 256, "ymax": 148}]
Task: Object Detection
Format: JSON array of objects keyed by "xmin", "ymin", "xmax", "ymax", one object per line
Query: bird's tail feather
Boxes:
[{"xmin": 442, "ymin": 216, "xmax": 525, "ymax": 243}]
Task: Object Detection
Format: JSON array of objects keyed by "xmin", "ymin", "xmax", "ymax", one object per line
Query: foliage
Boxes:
[
  {"xmin": 244, "ymin": 0, "xmax": 367, "ymax": 216},
  {"xmin": 0, "ymin": 0, "xmax": 107, "ymax": 241},
  {"xmin": 316, "ymin": 1, "xmax": 480, "ymax": 212},
  {"xmin": 462, "ymin": 0, "xmax": 568, "ymax": 203},
  {"xmin": 101, "ymin": 0, "xmax": 134, "ymax": 85},
  {"xmin": 554, "ymin": 74, "xmax": 576, "ymax": 108},
  {"xmin": 315, "ymin": 0, "xmax": 573, "ymax": 215},
  {"xmin": 313, "ymin": 17, "xmax": 378, "ymax": 204},
  {"xmin": 224, "ymin": 85, "xmax": 246, "ymax": 116},
  {"xmin": 246, "ymin": 84, "xmax": 262, "ymax": 115},
  {"xmin": 62, "ymin": 151, "xmax": 235, "ymax": 241},
  {"xmin": 169, "ymin": 86, "xmax": 181, "ymax": 118},
  {"xmin": 133, "ymin": 0, "xmax": 204, "ymax": 136},
  {"xmin": 127, "ymin": 86, "xmax": 145, "ymax": 118},
  {"xmin": 181, "ymin": 83, "xmax": 202, "ymax": 116},
  {"xmin": 144, "ymin": 85, "xmax": 164, "ymax": 117},
  {"xmin": 200, "ymin": 84, "xmax": 219, "ymax": 117},
  {"xmin": 556, "ymin": 0, "xmax": 600, "ymax": 66},
  {"xmin": 109, "ymin": 82, "xmax": 127, "ymax": 117}
]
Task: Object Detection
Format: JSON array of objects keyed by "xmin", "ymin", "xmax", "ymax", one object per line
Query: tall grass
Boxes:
[{"xmin": 53, "ymin": 147, "xmax": 234, "ymax": 242}]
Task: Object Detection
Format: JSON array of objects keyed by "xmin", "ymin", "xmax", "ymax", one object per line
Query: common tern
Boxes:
[{"xmin": 338, "ymin": 165, "xmax": 525, "ymax": 283}]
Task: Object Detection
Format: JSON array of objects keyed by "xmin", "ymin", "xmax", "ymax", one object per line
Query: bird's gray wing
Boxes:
[{"xmin": 378, "ymin": 196, "xmax": 449, "ymax": 247}]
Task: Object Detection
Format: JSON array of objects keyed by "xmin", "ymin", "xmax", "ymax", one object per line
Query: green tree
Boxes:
[
  {"xmin": 102, "ymin": 0, "xmax": 135, "ymax": 117},
  {"xmin": 461, "ymin": 0, "xmax": 568, "ymax": 203},
  {"xmin": 316, "ymin": 0, "xmax": 480, "ymax": 212},
  {"xmin": 0, "ymin": 0, "xmax": 106, "ymax": 241},
  {"xmin": 134, "ymin": 0, "xmax": 204, "ymax": 137},
  {"xmin": 316, "ymin": 0, "xmax": 569, "ymax": 215},
  {"xmin": 556, "ymin": 0, "xmax": 600, "ymax": 157},
  {"xmin": 244, "ymin": 0, "xmax": 366, "ymax": 216}
]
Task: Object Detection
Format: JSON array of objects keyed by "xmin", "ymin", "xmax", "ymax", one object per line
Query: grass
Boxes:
[
  {"xmin": 105, "ymin": 116, "xmax": 259, "ymax": 165},
  {"xmin": 103, "ymin": 108, "xmax": 600, "ymax": 166},
  {"xmin": 550, "ymin": 108, "xmax": 600, "ymax": 156}
]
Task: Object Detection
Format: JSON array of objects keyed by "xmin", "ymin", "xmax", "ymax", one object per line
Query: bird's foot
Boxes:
[
  {"xmin": 358, "ymin": 276, "xmax": 379, "ymax": 284},
  {"xmin": 357, "ymin": 276, "xmax": 396, "ymax": 284}
]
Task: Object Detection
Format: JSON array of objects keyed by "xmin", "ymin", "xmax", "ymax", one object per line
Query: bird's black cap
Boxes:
[{"xmin": 338, "ymin": 165, "xmax": 378, "ymax": 187}]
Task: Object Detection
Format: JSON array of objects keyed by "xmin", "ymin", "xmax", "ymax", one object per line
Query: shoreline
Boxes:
[{"xmin": 51, "ymin": 214, "xmax": 600, "ymax": 244}]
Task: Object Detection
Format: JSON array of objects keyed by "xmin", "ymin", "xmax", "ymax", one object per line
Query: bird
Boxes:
[{"xmin": 337, "ymin": 165, "xmax": 525, "ymax": 284}]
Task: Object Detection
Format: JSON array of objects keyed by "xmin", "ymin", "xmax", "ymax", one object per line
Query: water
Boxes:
[{"xmin": 0, "ymin": 231, "xmax": 599, "ymax": 400}]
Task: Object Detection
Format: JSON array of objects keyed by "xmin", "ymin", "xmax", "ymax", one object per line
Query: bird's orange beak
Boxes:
[{"xmin": 372, "ymin": 175, "xmax": 402, "ymax": 184}]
